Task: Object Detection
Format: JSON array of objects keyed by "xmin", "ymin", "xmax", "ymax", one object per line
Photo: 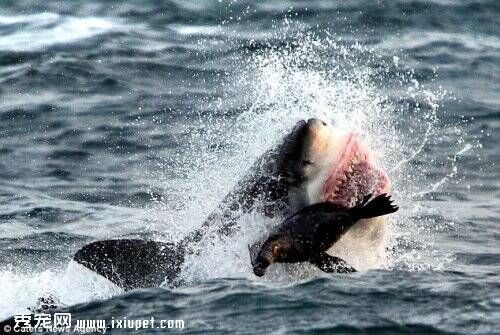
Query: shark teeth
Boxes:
[{"xmin": 351, "ymin": 154, "xmax": 361, "ymax": 164}]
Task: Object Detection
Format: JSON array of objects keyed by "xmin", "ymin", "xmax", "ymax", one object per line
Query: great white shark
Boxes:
[{"xmin": 73, "ymin": 118, "xmax": 392, "ymax": 290}]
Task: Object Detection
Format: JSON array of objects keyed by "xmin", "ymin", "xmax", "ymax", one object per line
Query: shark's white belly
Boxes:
[{"xmin": 326, "ymin": 216, "xmax": 388, "ymax": 270}]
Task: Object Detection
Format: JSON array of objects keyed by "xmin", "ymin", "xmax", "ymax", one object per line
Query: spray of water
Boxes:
[
  {"xmin": 0, "ymin": 20, "xmax": 472, "ymax": 318},
  {"xmin": 174, "ymin": 25, "xmax": 469, "ymax": 283}
]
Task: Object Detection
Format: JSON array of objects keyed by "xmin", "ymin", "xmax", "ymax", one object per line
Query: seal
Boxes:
[
  {"xmin": 249, "ymin": 194, "xmax": 398, "ymax": 277},
  {"xmin": 71, "ymin": 118, "xmax": 392, "ymax": 289}
]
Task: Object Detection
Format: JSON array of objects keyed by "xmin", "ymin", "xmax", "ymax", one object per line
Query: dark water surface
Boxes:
[{"xmin": 0, "ymin": 1, "xmax": 499, "ymax": 334}]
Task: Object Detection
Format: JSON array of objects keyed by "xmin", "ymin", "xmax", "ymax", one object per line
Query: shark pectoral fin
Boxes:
[
  {"xmin": 73, "ymin": 239, "xmax": 185, "ymax": 290},
  {"xmin": 312, "ymin": 253, "xmax": 356, "ymax": 273}
]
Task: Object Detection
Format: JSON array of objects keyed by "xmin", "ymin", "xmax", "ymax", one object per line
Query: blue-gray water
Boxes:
[{"xmin": 0, "ymin": 1, "xmax": 498, "ymax": 334}]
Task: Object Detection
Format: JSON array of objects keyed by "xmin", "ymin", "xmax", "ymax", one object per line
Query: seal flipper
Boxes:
[
  {"xmin": 73, "ymin": 239, "xmax": 185, "ymax": 290},
  {"xmin": 311, "ymin": 253, "xmax": 356, "ymax": 273},
  {"xmin": 350, "ymin": 193, "xmax": 398, "ymax": 220}
]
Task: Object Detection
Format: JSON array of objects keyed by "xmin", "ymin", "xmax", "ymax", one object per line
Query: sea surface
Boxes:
[{"xmin": 0, "ymin": 1, "xmax": 499, "ymax": 334}]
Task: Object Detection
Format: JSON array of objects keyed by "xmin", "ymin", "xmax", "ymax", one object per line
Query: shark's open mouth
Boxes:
[{"xmin": 322, "ymin": 133, "xmax": 390, "ymax": 208}]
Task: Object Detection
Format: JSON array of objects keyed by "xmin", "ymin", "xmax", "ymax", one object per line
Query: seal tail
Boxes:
[{"xmin": 351, "ymin": 193, "xmax": 398, "ymax": 219}]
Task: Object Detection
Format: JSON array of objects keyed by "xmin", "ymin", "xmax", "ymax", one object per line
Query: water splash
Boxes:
[
  {"xmin": 174, "ymin": 24, "xmax": 470, "ymax": 283},
  {"xmin": 0, "ymin": 17, "xmax": 473, "ymax": 314},
  {"xmin": 0, "ymin": 262, "xmax": 121, "ymax": 319}
]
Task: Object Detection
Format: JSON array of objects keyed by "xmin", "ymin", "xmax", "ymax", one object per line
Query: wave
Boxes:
[
  {"xmin": 3, "ymin": 274, "xmax": 495, "ymax": 333},
  {"xmin": 168, "ymin": 24, "xmax": 222, "ymax": 37},
  {"xmin": 0, "ymin": 262, "xmax": 121, "ymax": 319},
  {"xmin": 0, "ymin": 12, "xmax": 124, "ymax": 52},
  {"xmin": 378, "ymin": 31, "xmax": 500, "ymax": 52}
]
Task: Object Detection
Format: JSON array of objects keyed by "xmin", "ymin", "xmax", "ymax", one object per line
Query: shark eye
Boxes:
[
  {"xmin": 303, "ymin": 160, "xmax": 313, "ymax": 166},
  {"xmin": 321, "ymin": 121, "xmax": 327, "ymax": 126}
]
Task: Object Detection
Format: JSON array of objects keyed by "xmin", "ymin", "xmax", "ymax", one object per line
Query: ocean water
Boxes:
[{"xmin": 0, "ymin": 0, "xmax": 498, "ymax": 334}]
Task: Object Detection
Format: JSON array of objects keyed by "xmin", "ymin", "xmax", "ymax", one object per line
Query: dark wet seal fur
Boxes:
[{"xmin": 249, "ymin": 194, "xmax": 398, "ymax": 276}]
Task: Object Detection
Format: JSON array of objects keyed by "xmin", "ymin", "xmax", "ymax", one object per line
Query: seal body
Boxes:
[{"xmin": 250, "ymin": 194, "xmax": 398, "ymax": 277}]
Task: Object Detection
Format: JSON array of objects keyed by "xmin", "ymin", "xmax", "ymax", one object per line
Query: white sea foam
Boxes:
[
  {"xmin": 168, "ymin": 24, "xmax": 223, "ymax": 36},
  {"xmin": 0, "ymin": 12, "xmax": 122, "ymax": 52},
  {"xmin": 379, "ymin": 31, "xmax": 500, "ymax": 52},
  {"xmin": 0, "ymin": 12, "xmax": 60, "ymax": 25},
  {"xmin": 0, "ymin": 262, "xmax": 121, "ymax": 320}
]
